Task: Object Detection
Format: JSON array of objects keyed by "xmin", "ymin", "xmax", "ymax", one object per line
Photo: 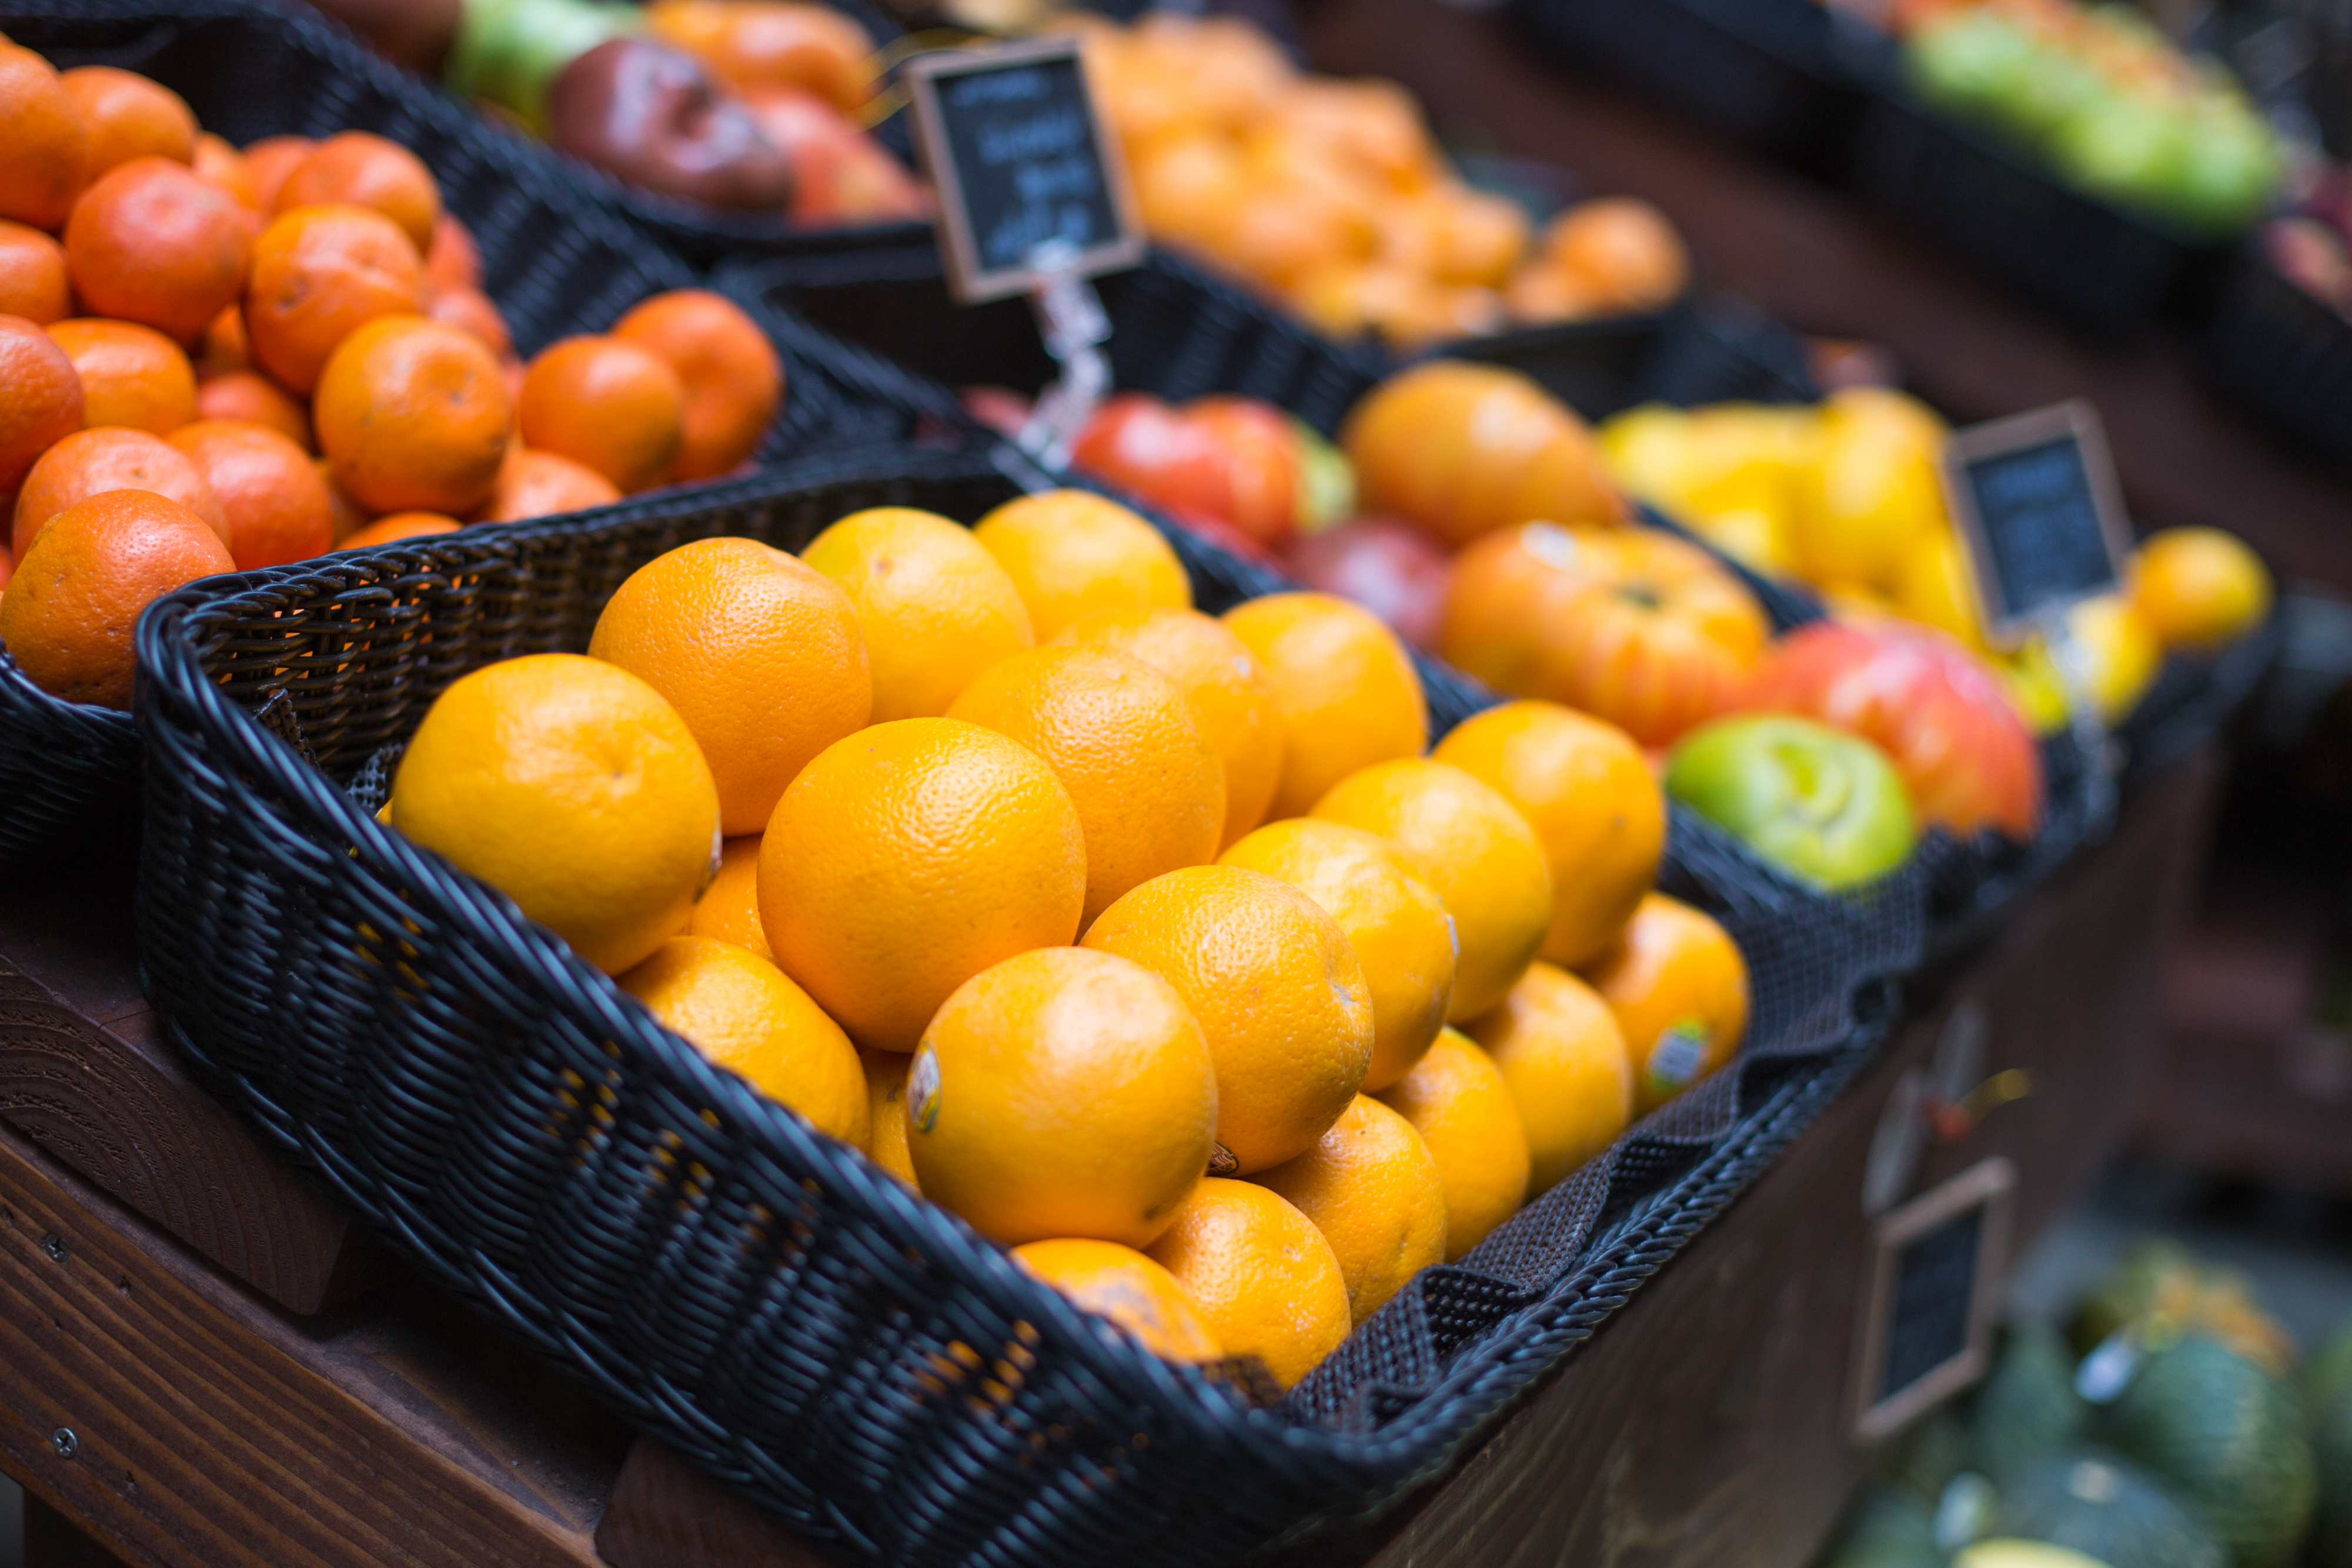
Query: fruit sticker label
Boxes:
[
  {"xmin": 1940, "ymin": 400, "xmax": 2130, "ymax": 646},
  {"xmin": 1648, "ymin": 1021, "xmax": 1710, "ymax": 1101},
  {"xmin": 1851, "ymin": 1155, "xmax": 2016, "ymax": 1442}
]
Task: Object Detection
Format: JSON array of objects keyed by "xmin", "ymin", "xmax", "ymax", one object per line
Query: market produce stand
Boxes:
[{"xmin": 0, "ymin": 745, "xmax": 2219, "ymax": 1568}]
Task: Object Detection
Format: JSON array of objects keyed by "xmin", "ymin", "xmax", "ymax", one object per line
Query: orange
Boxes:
[
  {"xmin": 907, "ymin": 946, "xmax": 1217, "ymax": 1247},
  {"xmin": 590, "ymin": 535, "xmax": 871, "ymax": 835},
  {"xmin": 339, "ymin": 511, "xmax": 459, "ymax": 548},
  {"xmin": 1222, "ymin": 591, "xmax": 1427, "ymax": 820},
  {"xmin": 0, "ymin": 47, "xmax": 89, "ymax": 231},
  {"xmin": 1464, "ymin": 961, "xmax": 1631, "ymax": 1196},
  {"xmin": 516, "ymin": 335, "xmax": 684, "ymax": 495},
  {"xmin": 195, "ymin": 370, "xmax": 312, "ymax": 452},
  {"xmin": 238, "ymin": 135, "xmax": 312, "ymax": 214},
  {"xmin": 472, "ymin": 447, "xmax": 622, "ymax": 523},
  {"xmin": 610, "ymin": 288, "xmax": 783, "ymax": 481},
  {"xmin": 1083, "ymin": 864, "xmax": 1372, "ymax": 1173},
  {"xmin": 423, "ymin": 212, "xmax": 480, "ymax": 296},
  {"xmin": 1374, "ymin": 1028, "xmax": 1528, "ymax": 1260},
  {"xmin": 244, "ymin": 205, "xmax": 427, "ymax": 395},
  {"xmin": 2130, "ymin": 526, "xmax": 2273, "ymax": 651},
  {"xmin": 1542, "ymin": 198, "xmax": 1688, "ymax": 311},
  {"xmin": 619, "ymin": 934, "xmax": 867, "ymax": 1144},
  {"xmin": 14, "ymin": 427, "xmax": 228, "ymax": 559},
  {"xmin": 800, "ymin": 507, "xmax": 1034, "ymax": 721},
  {"xmin": 1218, "ymin": 818, "xmax": 1454, "ymax": 1091},
  {"xmin": 0, "ymin": 316, "xmax": 83, "ymax": 496},
  {"xmin": 191, "ymin": 132, "xmax": 257, "ymax": 210},
  {"xmin": 1253, "ymin": 1093, "xmax": 1445, "ymax": 1323},
  {"xmin": 1312, "ymin": 758, "xmax": 1552, "ymax": 1021},
  {"xmin": 318, "ymin": 458, "xmax": 365, "ymax": 540},
  {"xmin": 860, "ymin": 1046, "xmax": 917, "ymax": 1185},
  {"xmin": 275, "ymin": 131, "xmax": 442, "ymax": 252},
  {"xmin": 1431, "ymin": 700, "xmax": 1663, "ymax": 967},
  {"xmin": 314, "ymin": 316, "xmax": 512, "ymax": 516},
  {"xmin": 1145, "ymin": 1178, "xmax": 1349, "ymax": 1388},
  {"xmin": 1052, "ymin": 606, "xmax": 1282, "ymax": 849},
  {"xmin": 387, "ymin": 653, "xmax": 720, "ymax": 974},
  {"xmin": 1011, "ymin": 1239, "xmax": 1222, "ymax": 1362},
  {"xmin": 1581, "ymin": 892, "xmax": 1748, "ymax": 1114},
  {"xmin": 687, "ymin": 835, "xmax": 769, "ymax": 958},
  {"xmin": 0, "ymin": 489, "xmax": 234, "ymax": 708},
  {"xmin": 427, "ymin": 286, "xmax": 510, "ymax": 359},
  {"xmin": 948, "ymin": 646, "xmax": 1224, "ymax": 924},
  {"xmin": 0, "ymin": 222, "xmax": 70, "ymax": 325},
  {"xmin": 759, "ymin": 718, "xmax": 1085, "ymax": 1051},
  {"xmin": 66, "ymin": 155, "xmax": 250, "ymax": 345},
  {"xmin": 166, "ymin": 419, "xmax": 334, "ymax": 570},
  {"xmin": 46, "ymin": 318, "xmax": 197, "ymax": 435},
  {"xmin": 58, "ymin": 66, "xmax": 195, "ymax": 177},
  {"xmin": 643, "ymin": 0, "xmax": 876, "ymax": 109},
  {"xmin": 197, "ymin": 303, "xmax": 248, "ymax": 374},
  {"xmin": 971, "ymin": 489, "xmax": 1191, "ymax": 641}
]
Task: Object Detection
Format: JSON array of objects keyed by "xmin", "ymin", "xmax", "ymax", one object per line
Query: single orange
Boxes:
[
  {"xmin": 516, "ymin": 335, "xmax": 686, "ymax": 494},
  {"xmin": 1374, "ymin": 1028, "xmax": 1529, "ymax": 1261},
  {"xmin": 908, "ymin": 945, "xmax": 1217, "ymax": 1248},
  {"xmin": 0, "ymin": 489, "xmax": 234, "ymax": 708},
  {"xmin": 238, "ymin": 135, "xmax": 312, "ymax": 213},
  {"xmin": 426, "ymin": 285, "xmax": 511, "ymax": 359},
  {"xmin": 643, "ymin": 0, "xmax": 876, "ymax": 108},
  {"xmin": 0, "ymin": 316, "xmax": 83, "ymax": 496},
  {"xmin": 243, "ymin": 205, "xmax": 426, "ymax": 395},
  {"xmin": 610, "ymin": 288, "xmax": 783, "ymax": 481},
  {"xmin": 195, "ymin": 369, "xmax": 312, "ymax": 452},
  {"xmin": 860, "ymin": 1046, "xmax": 917, "ymax": 1186},
  {"xmin": 196, "ymin": 303, "xmax": 248, "ymax": 374},
  {"xmin": 1581, "ymin": 892, "xmax": 1748, "ymax": 1114},
  {"xmin": 800, "ymin": 507, "xmax": 1034, "ymax": 721},
  {"xmin": 167, "ymin": 418, "xmax": 334, "ymax": 569},
  {"xmin": 1252, "ymin": 1093, "xmax": 1445, "ymax": 1324},
  {"xmin": 46, "ymin": 317, "xmax": 198, "ymax": 435},
  {"xmin": 313, "ymin": 315, "xmax": 512, "ymax": 517},
  {"xmin": 275, "ymin": 131, "xmax": 442, "ymax": 252},
  {"xmin": 1462, "ymin": 960, "xmax": 1631, "ymax": 1196},
  {"xmin": 2129, "ymin": 526, "xmax": 2273, "ymax": 652},
  {"xmin": 1542, "ymin": 198, "xmax": 1688, "ymax": 312},
  {"xmin": 0, "ymin": 222, "xmax": 70, "ymax": 325},
  {"xmin": 591, "ymin": 535, "xmax": 872, "ymax": 835},
  {"xmin": 1145, "ymin": 1178, "xmax": 1351, "ymax": 1389},
  {"xmin": 423, "ymin": 212, "xmax": 480, "ymax": 296},
  {"xmin": 0, "ymin": 46, "xmax": 90, "ymax": 231},
  {"xmin": 339, "ymin": 511, "xmax": 459, "ymax": 548},
  {"xmin": 471, "ymin": 446, "xmax": 621, "ymax": 523},
  {"xmin": 1012, "ymin": 1238, "xmax": 1223, "ymax": 1362},
  {"xmin": 191, "ymin": 132, "xmax": 258, "ymax": 210},
  {"xmin": 971, "ymin": 489, "xmax": 1191, "ymax": 642},
  {"xmin": 1222, "ymin": 591, "xmax": 1428, "ymax": 820},
  {"xmin": 688, "ymin": 835, "xmax": 769, "ymax": 958},
  {"xmin": 58, "ymin": 67, "xmax": 195, "ymax": 178},
  {"xmin": 14, "ymin": 426, "xmax": 227, "ymax": 559}
]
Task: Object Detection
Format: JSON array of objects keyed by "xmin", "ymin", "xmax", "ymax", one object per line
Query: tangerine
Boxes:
[
  {"xmin": 238, "ymin": 135, "xmax": 312, "ymax": 213},
  {"xmin": 423, "ymin": 212, "xmax": 480, "ymax": 295},
  {"xmin": 0, "ymin": 47, "xmax": 89, "ymax": 231},
  {"xmin": 610, "ymin": 289, "xmax": 783, "ymax": 480},
  {"xmin": 243, "ymin": 205, "xmax": 426, "ymax": 395},
  {"xmin": 190, "ymin": 132, "xmax": 258, "ymax": 210},
  {"xmin": 275, "ymin": 131, "xmax": 442, "ymax": 252},
  {"xmin": 339, "ymin": 511, "xmax": 459, "ymax": 548},
  {"xmin": 0, "ymin": 316, "xmax": 82, "ymax": 496},
  {"xmin": 426, "ymin": 285, "xmax": 511, "ymax": 359},
  {"xmin": 46, "ymin": 317, "xmax": 197, "ymax": 434},
  {"xmin": 194, "ymin": 370, "xmax": 312, "ymax": 452},
  {"xmin": 516, "ymin": 335, "xmax": 684, "ymax": 494},
  {"xmin": 471, "ymin": 447, "xmax": 621, "ymax": 523},
  {"xmin": 0, "ymin": 222, "xmax": 69, "ymax": 325},
  {"xmin": 800, "ymin": 507, "xmax": 1034, "ymax": 721},
  {"xmin": 166, "ymin": 418, "xmax": 334, "ymax": 569},
  {"xmin": 314, "ymin": 315, "xmax": 511, "ymax": 517},
  {"xmin": 58, "ymin": 67, "xmax": 195, "ymax": 176},
  {"xmin": 14, "ymin": 427, "xmax": 226, "ymax": 558}
]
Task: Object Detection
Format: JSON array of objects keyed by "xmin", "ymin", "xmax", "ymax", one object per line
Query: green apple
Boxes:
[
  {"xmin": 1665, "ymin": 716, "xmax": 1917, "ymax": 891},
  {"xmin": 1985, "ymin": 41, "xmax": 2104, "ymax": 143},
  {"xmin": 2161, "ymin": 98, "xmax": 2281, "ymax": 235},
  {"xmin": 2049, "ymin": 89, "xmax": 2188, "ymax": 215},
  {"xmin": 446, "ymin": 0, "xmax": 642, "ymax": 135},
  {"xmin": 1906, "ymin": 10, "xmax": 2037, "ymax": 118}
]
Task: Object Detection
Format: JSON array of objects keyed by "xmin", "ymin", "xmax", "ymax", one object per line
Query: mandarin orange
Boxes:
[
  {"xmin": 166, "ymin": 418, "xmax": 333, "ymax": 569},
  {"xmin": 58, "ymin": 67, "xmax": 195, "ymax": 177},
  {"xmin": 0, "ymin": 47, "xmax": 89, "ymax": 231},
  {"xmin": 516, "ymin": 335, "xmax": 684, "ymax": 494},
  {"xmin": 0, "ymin": 316, "xmax": 83, "ymax": 496},
  {"xmin": 243, "ymin": 205, "xmax": 426, "ymax": 394},
  {"xmin": 426, "ymin": 286, "xmax": 511, "ymax": 359},
  {"xmin": 275, "ymin": 131, "xmax": 441, "ymax": 251},
  {"xmin": 237, "ymin": 135, "xmax": 312, "ymax": 213},
  {"xmin": 610, "ymin": 289, "xmax": 782, "ymax": 481},
  {"xmin": 470, "ymin": 447, "xmax": 621, "ymax": 523},
  {"xmin": 314, "ymin": 315, "xmax": 510, "ymax": 516},
  {"xmin": 339, "ymin": 510, "xmax": 459, "ymax": 547},
  {"xmin": 14, "ymin": 427, "xmax": 226, "ymax": 558},
  {"xmin": 0, "ymin": 222, "xmax": 70, "ymax": 325},
  {"xmin": 46, "ymin": 317, "xmax": 197, "ymax": 434},
  {"xmin": 194, "ymin": 370, "xmax": 312, "ymax": 451}
]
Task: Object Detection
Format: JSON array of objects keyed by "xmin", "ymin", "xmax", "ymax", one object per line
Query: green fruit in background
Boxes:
[
  {"xmin": 1288, "ymin": 417, "xmax": 1358, "ymax": 534},
  {"xmin": 2100, "ymin": 1336, "xmax": 2316, "ymax": 1568},
  {"xmin": 1823, "ymin": 1486, "xmax": 1947, "ymax": 1568},
  {"xmin": 1994, "ymin": 1452, "xmax": 2224, "ymax": 1568},
  {"xmin": 2049, "ymin": 91, "xmax": 2188, "ymax": 216},
  {"xmin": 1907, "ymin": 9, "xmax": 2039, "ymax": 116},
  {"xmin": 1973, "ymin": 1322, "xmax": 2091, "ymax": 1482},
  {"xmin": 2312, "ymin": 1385, "xmax": 2352, "ymax": 1568},
  {"xmin": 2160, "ymin": 102, "xmax": 2281, "ymax": 236},
  {"xmin": 1666, "ymin": 716, "xmax": 1916, "ymax": 891},
  {"xmin": 446, "ymin": 0, "xmax": 641, "ymax": 133},
  {"xmin": 1985, "ymin": 43, "xmax": 2104, "ymax": 143}
]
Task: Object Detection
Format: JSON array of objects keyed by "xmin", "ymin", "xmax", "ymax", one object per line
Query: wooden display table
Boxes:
[{"xmin": 0, "ymin": 750, "xmax": 2219, "ymax": 1568}]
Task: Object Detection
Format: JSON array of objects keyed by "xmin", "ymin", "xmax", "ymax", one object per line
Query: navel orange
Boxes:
[
  {"xmin": 971, "ymin": 489, "xmax": 1191, "ymax": 641},
  {"xmin": 687, "ymin": 835, "xmax": 770, "ymax": 959},
  {"xmin": 800, "ymin": 507, "xmax": 1034, "ymax": 721},
  {"xmin": 1222, "ymin": 591, "xmax": 1426, "ymax": 820},
  {"xmin": 1145, "ymin": 1178, "xmax": 1351, "ymax": 1387},
  {"xmin": 1252, "ymin": 1093, "xmax": 1445, "ymax": 1323},
  {"xmin": 1374, "ymin": 1028, "xmax": 1528, "ymax": 1260},
  {"xmin": 1462, "ymin": 960, "xmax": 1631, "ymax": 1195},
  {"xmin": 1011, "ymin": 1238, "xmax": 1222, "ymax": 1362},
  {"xmin": 1581, "ymin": 892, "xmax": 1748, "ymax": 1114},
  {"xmin": 860, "ymin": 1046, "xmax": 917, "ymax": 1186}
]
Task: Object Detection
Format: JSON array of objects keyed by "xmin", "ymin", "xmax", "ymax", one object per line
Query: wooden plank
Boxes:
[
  {"xmin": 596, "ymin": 1440, "xmax": 837, "ymax": 1568},
  {"xmin": 24, "ymin": 1496, "xmax": 138, "ymax": 1568}
]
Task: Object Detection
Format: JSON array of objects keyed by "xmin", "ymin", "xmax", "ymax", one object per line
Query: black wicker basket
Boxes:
[
  {"xmin": 2200, "ymin": 246, "xmax": 2352, "ymax": 476},
  {"xmin": 135, "ymin": 441, "xmax": 1923, "ymax": 1567}
]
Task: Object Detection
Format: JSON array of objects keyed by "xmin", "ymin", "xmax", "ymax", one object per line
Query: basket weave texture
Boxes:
[{"xmin": 136, "ymin": 444, "xmax": 1920, "ymax": 1566}]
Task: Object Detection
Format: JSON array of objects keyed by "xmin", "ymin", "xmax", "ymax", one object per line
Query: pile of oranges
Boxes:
[
  {"xmin": 384, "ymin": 486, "xmax": 1751, "ymax": 1386},
  {"xmin": 0, "ymin": 41, "xmax": 783, "ymax": 711}
]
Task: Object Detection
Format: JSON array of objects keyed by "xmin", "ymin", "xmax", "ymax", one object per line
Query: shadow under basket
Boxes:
[{"xmin": 134, "ymin": 441, "xmax": 1923, "ymax": 1568}]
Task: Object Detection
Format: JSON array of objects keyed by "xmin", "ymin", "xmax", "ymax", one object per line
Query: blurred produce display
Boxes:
[{"xmin": 2263, "ymin": 161, "xmax": 2352, "ymax": 317}]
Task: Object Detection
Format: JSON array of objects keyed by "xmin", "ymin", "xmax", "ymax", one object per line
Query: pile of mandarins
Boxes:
[
  {"xmin": 0, "ymin": 41, "xmax": 782, "ymax": 710},
  {"xmin": 384, "ymin": 486, "xmax": 1750, "ymax": 1386}
]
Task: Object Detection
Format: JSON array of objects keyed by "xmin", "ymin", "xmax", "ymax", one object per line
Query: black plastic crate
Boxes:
[{"xmin": 2200, "ymin": 246, "xmax": 2352, "ymax": 476}]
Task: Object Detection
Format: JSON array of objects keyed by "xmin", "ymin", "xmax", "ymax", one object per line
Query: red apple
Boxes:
[
  {"xmin": 1072, "ymin": 393, "xmax": 1302, "ymax": 549},
  {"xmin": 739, "ymin": 86, "xmax": 930, "ymax": 226},
  {"xmin": 1282, "ymin": 516, "xmax": 1451, "ymax": 650}
]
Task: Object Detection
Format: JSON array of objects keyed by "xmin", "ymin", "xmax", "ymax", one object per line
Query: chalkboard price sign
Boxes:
[
  {"xmin": 1852, "ymin": 1157, "xmax": 2014, "ymax": 1442},
  {"xmin": 904, "ymin": 36, "xmax": 1145, "ymax": 305},
  {"xmin": 1941, "ymin": 401, "xmax": 2131, "ymax": 645}
]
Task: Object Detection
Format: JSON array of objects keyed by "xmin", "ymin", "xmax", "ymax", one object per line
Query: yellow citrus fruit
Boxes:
[
  {"xmin": 2062, "ymin": 593, "xmax": 2163, "ymax": 724},
  {"xmin": 947, "ymin": 646, "xmax": 1224, "ymax": 925},
  {"xmin": 619, "ymin": 935, "xmax": 868, "ymax": 1145},
  {"xmin": 1217, "ymin": 817, "xmax": 1453, "ymax": 1092},
  {"xmin": 1582, "ymin": 892, "xmax": 1749, "ymax": 1114},
  {"xmin": 1464, "ymin": 961, "xmax": 1631, "ymax": 1195},
  {"xmin": 1431, "ymin": 700, "xmax": 1662, "ymax": 968},
  {"xmin": 590, "ymin": 536, "xmax": 872, "ymax": 836},
  {"xmin": 1145, "ymin": 1178, "xmax": 1350, "ymax": 1388},
  {"xmin": 1311, "ymin": 758, "xmax": 1552, "ymax": 1022},
  {"xmin": 861, "ymin": 1047, "xmax": 917, "ymax": 1186},
  {"xmin": 1012, "ymin": 1238, "xmax": 1222, "ymax": 1362},
  {"xmin": 1053, "ymin": 604, "xmax": 1283, "ymax": 848},
  {"xmin": 971, "ymin": 489, "xmax": 1191, "ymax": 641},
  {"xmin": 687, "ymin": 835, "xmax": 769, "ymax": 959},
  {"xmin": 388, "ymin": 653, "xmax": 719, "ymax": 975},
  {"xmin": 1789, "ymin": 389, "xmax": 1947, "ymax": 589},
  {"xmin": 1374, "ymin": 1027, "xmax": 1529, "ymax": 1261},
  {"xmin": 800, "ymin": 507, "xmax": 1034, "ymax": 721},
  {"xmin": 2130, "ymin": 526, "xmax": 2271, "ymax": 652},
  {"xmin": 1253, "ymin": 1094, "xmax": 1445, "ymax": 1324},
  {"xmin": 1222, "ymin": 591, "xmax": 1428, "ymax": 820},
  {"xmin": 1083, "ymin": 864, "xmax": 1372, "ymax": 1174},
  {"xmin": 759, "ymin": 718, "xmax": 1087, "ymax": 1051},
  {"xmin": 907, "ymin": 946, "xmax": 1217, "ymax": 1247},
  {"xmin": 1893, "ymin": 526, "xmax": 1989, "ymax": 653}
]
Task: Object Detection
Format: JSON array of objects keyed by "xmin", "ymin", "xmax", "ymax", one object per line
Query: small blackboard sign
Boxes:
[
  {"xmin": 1941, "ymin": 401, "xmax": 2131, "ymax": 646},
  {"xmin": 1852, "ymin": 1157, "xmax": 2014, "ymax": 1442},
  {"xmin": 903, "ymin": 35, "xmax": 1145, "ymax": 306}
]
